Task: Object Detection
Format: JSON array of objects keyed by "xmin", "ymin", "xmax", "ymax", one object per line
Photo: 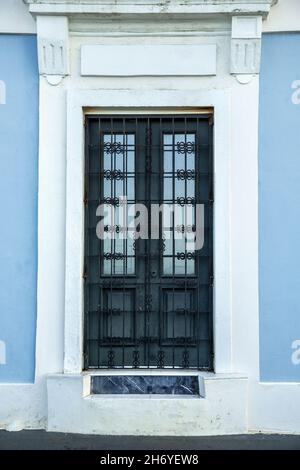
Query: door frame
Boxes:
[
  {"xmin": 64, "ymin": 88, "xmax": 232, "ymax": 374},
  {"xmin": 83, "ymin": 114, "xmax": 214, "ymax": 370}
]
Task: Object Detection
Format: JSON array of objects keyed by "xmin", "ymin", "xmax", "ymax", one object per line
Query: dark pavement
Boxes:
[{"xmin": 0, "ymin": 430, "xmax": 300, "ymax": 450}]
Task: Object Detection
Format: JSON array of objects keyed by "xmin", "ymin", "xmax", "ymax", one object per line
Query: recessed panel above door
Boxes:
[{"xmin": 81, "ymin": 44, "xmax": 217, "ymax": 76}]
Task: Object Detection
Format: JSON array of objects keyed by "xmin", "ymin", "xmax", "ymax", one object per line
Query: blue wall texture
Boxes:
[
  {"xmin": 0, "ymin": 35, "xmax": 38, "ymax": 382},
  {"xmin": 259, "ymin": 33, "xmax": 300, "ymax": 381}
]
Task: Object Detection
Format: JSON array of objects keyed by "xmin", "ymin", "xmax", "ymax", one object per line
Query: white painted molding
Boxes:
[
  {"xmin": 0, "ymin": 80, "xmax": 6, "ymax": 105},
  {"xmin": 64, "ymin": 89, "xmax": 232, "ymax": 374},
  {"xmin": 231, "ymin": 16, "xmax": 262, "ymax": 75},
  {"xmin": 0, "ymin": 0, "xmax": 36, "ymax": 34},
  {"xmin": 26, "ymin": 2, "xmax": 275, "ymax": 80},
  {"xmin": 232, "ymin": 16, "xmax": 262, "ymax": 39},
  {"xmin": 231, "ymin": 39, "xmax": 261, "ymax": 75},
  {"xmin": 263, "ymin": 0, "xmax": 300, "ymax": 33},
  {"xmin": 25, "ymin": 1, "xmax": 276, "ymax": 17},
  {"xmin": 235, "ymin": 74, "xmax": 255, "ymax": 85},
  {"xmin": 81, "ymin": 44, "xmax": 217, "ymax": 77},
  {"xmin": 38, "ymin": 39, "xmax": 68, "ymax": 76},
  {"xmin": 0, "ymin": 340, "xmax": 6, "ymax": 365},
  {"xmin": 36, "ymin": 16, "xmax": 69, "ymax": 84}
]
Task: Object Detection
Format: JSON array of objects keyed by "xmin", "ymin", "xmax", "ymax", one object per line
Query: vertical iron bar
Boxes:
[
  {"xmin": 97, "ymin": 117, "xmax": 102, "ymax": 368},
  {"xmin": 110, "ymin": 117, "xmax": 114, "ymax": 367},
  {"xmin": 122, "ymin": 118, "xmax": 126, "ymax": 368},
  {"xmin": 172, "ymin": 118, "xmax": 175, "ymax": 368},
  {"xmin": 84, "ymin": 116, "xmax": 90, "ymax": 369},
  {"xmin": 196, "ymin": 117, "xmax": 200, "ymax": 369},
  {"xmin": 184, "ymin": 117, "xmax": 188, "ymax": 367},
  {"xmin": 208, "ymin": 116, "xmax": 214, "ymax": 369}
]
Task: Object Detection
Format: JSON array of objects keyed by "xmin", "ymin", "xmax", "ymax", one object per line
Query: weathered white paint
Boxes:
[
  {"xmin": 81, "ymin": 44, "xmax": 217, "ymax": 76},
  {"xmin": 263, "ymin": 0, "xmax": 300, "ymax": 33},
  {"xmin": 232, "ymin": 16, "xmax": 262, "ymax": 39},
  {"xmin": 34, "ymin": 78, "xmax": 67, "ymax": 379},
  {"xmin": 2, "ymin": 0, "xmax": 300, "ymax": 436},
  {"xmin": 25, "ymin": 0, "xmax": 275, "ymax": 16},
  {"xmin": 0, "ymin": 381, "xmax": 46, "ymax": 430},
  {"xmin": 0, "ymin": 0, "xmax": 36, "ymax": 34},
  {"xmin": 47, "ymin": 373, "xmax": 248, "ymax": 435},
  {"xmin": 250, "ymin": 382, "xmax": 300, "ymax": 433}
]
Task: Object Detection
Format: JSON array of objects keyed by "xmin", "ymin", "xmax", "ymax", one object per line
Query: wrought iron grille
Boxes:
[{"xmin": 84, "ymin": 115, "xmax": 214, "ymax": 369}]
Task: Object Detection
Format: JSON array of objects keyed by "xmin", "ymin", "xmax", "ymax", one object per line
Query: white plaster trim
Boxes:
[
  {"xmin": 249, "ymin": 382, "xmax": 300, "ymax": 433},
  {"xmin": 70, "ymin": 31, "xmax": 230, "ymax": 38},
  {"xmin": 232, "ymin": 16, "xmax": 262, "ymax": 39},
  {"xmin": 81, "ymin": 44, "xmax": 217, "ymax": 77},
  {"xmin": 231, "ymin": 16, "xmax": 262, "ymax": 74},
  {"xmin": 25, "ymin": 1, "xmax": 275, "ymax": 17},
  {"xmin": 64, "ymin": 89, "xmax": 232, "ymax": 375},
  {"xmin": 0, "ymin": 0, "xmax": 36, "ymax": 34},
  {"xmin": 36, "ymin": 16, "xmax": 69, "ymax": 83},
  {"xmin": 46, "ymin": 373, "xmax": 248, "ymax": 435}
]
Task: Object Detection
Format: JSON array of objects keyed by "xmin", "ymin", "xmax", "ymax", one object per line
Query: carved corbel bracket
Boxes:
[
  {"xmin": 37, "ymin": 16, "xmax": 69, "ymax": 85},
  {"xmin": 231, "ymin": 16, "xmax": 262, "ymax": 82}
]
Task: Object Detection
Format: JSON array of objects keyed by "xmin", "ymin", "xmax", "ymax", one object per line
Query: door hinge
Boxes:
[
  {"xmin": 210, "ymin": 275, "xmax": 214, "ymax": 287},
  {"xmin": 208, "ymin": 114, "xmax": 214, "ymax": 126}
]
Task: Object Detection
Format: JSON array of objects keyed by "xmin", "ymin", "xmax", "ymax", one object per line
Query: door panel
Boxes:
[{"xmin": 84, "ymin": 115, "xmax": 213, "ymax": 369}]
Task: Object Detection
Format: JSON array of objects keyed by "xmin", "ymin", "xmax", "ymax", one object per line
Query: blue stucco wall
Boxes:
[
  {"xmin": 0, "ymin": 35, "xmax": 38, "ymax": 382},
  {"xmin": 259, "ymin": 33, "xmax": 300, "ymax": 382}
]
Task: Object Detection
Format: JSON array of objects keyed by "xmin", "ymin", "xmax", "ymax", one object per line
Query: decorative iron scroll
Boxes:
[
  {"xmin": 104, "ymin": 225, "xmax": 126, "ymax": 233},
  {"xmin": 176, "ymin": 141, "xmax": 195, "ymax": 154},
  {"xmin": 103, "ymin": 197, "xmax": 120, "ymax": 206},
  {"xmin": 182, "ymin": 350, "xmax": 190, "ymax": 368},
  {"xmin": 176, "ymin": 169, "xmax": 195, "ymax": 180},
  {"xmin": 176, "ymin": 224, "xmax": 196, "ymax": 234},
  {"xmin": 176, "ymin": 252, "xmax": 195, "ymax": 260},
  {"xmin": 157, "ymin": 350, "xmax": 165, "ymax": 368},
  {"xmin": 103, "ymin": 252, "xmax": 125, "ymax": 260},
  {"xmin": 104, "ymin": 169, "xmax": 124, "ymax": 180},
  {"xmin": 104, "ymin": 141, "xmax": 125, "ymax": 155},
  {"xmin": 177, "ymin": 197, "xmax": 195, "ymax": 206},
  {"xmin": 132, "ymin": 350, "xmax": 140, "ymax": 368},
  {"xmin": 107, "ymin": 350, "xmax": 115, "ymax": 368},
  {"xmin": 85, "ymin": 116, "xmax": 213, "ymax": 370}
]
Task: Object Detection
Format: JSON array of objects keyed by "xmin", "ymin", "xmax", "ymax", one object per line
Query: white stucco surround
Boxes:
[
  {"xmin": 2, "ymin": 0, "xmax": 300, "ymax": 435},
  {"xmin": 64, "ymin": 89, "xmax": 231, "ymax": 377}
]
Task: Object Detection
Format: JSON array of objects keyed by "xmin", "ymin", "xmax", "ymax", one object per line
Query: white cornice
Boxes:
[
  {"xmin": 24, "ymin": 1, "xmax": 276, "ymax": 18},
  {"xmin": 27, "ymin": 0, "xmax": 277, "ymax": 83}
]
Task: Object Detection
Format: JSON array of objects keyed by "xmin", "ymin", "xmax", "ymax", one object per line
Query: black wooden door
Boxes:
[{"xmin": 84, "ymin": 115, "xmax": 213, "ymax": 369}]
